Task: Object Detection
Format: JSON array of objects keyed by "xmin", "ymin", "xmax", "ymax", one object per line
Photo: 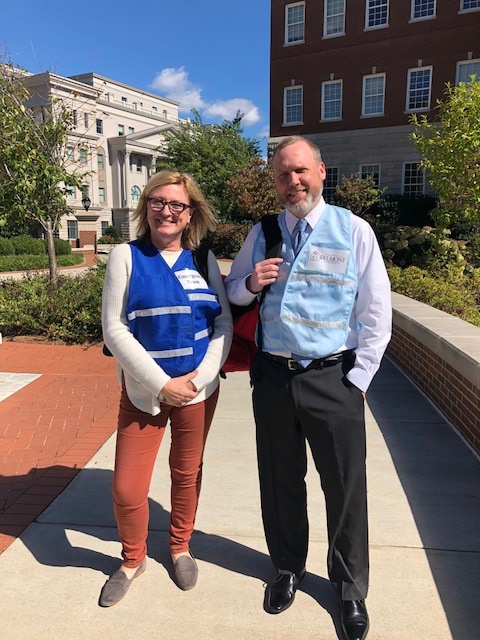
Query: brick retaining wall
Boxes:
[{"xmin": 387, "ymin": 293, "xmax": 480, "ymax": 454}]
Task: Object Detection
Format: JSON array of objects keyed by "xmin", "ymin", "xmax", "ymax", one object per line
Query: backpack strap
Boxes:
[
  {"xmin": 257, "ymin": 214, "xmax": 281, "ymax": 351},
  {"xmin": 193, "ymin": 237, "xmax": 211, "ymax": 282}
]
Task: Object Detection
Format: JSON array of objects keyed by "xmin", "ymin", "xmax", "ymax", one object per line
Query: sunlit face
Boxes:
[
  {"xmin": 272, "ymin": 141, "xmax": 327, "ymax": 218},
  {"xmin": 146, "ymin": 183, "xmax": 193, "ymax": 251}
]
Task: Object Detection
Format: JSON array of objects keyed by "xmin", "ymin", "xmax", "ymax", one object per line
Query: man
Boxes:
[{"xmin": 225, "ymin": 136, "xmax": 391, "ymax": 640}]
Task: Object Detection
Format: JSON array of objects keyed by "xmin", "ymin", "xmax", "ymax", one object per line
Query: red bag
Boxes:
[{"xmin": 221, "ymin": 298, "xmax": 259, "ymax": 373}]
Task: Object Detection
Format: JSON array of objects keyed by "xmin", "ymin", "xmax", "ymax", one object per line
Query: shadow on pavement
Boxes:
[{"xmin": 367, "ymin": 358, "xmax": 480, "ymax": 640}]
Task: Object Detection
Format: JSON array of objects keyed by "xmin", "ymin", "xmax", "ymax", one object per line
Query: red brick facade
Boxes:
[
  {"xmin": 271, "ymin": 1, "xmax": 480, "ymax": 136},
  {"xmin": 388, "ymin": 326, "xmax": 480, "ymax": 454}
]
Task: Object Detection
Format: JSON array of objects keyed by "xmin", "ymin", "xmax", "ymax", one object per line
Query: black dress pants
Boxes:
[{"xmin": 251, "ymin": 351, "xmax": 368, "ymax": 601}]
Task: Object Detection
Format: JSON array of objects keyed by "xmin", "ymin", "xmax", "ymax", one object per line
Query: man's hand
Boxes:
[
  {"xmin": 160, "ymin": 371, "xmax": 198, "ymax": 407},
  {"xmin": 247, "ymin": 257, "xmax": 283, "ymax": 294}
]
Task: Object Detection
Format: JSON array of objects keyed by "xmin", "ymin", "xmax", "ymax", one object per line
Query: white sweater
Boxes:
[{"xmin": 101, "ymin": 243, "xmax": 233, "ymax": 416}]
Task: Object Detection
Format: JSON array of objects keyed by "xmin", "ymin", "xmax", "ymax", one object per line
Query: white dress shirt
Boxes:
[{"xmin": 224, "ymin": 198, "xmax": 392, "ymax": 392}]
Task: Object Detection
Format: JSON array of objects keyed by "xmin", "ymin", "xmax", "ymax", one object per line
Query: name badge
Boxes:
[
  {"xmin": 176, "ymin": 269, "xmax": 208, "ymax": 290},
  {"xmin": 306, "ymin": 247, "xmax": 349, "ymax": 274}
]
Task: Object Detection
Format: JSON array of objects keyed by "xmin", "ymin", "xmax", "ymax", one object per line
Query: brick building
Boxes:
[{"xmin": 270, "ymin": 0, "xmax": 480, "ymax": 197}]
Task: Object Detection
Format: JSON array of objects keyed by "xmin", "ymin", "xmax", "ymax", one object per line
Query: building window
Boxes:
[
  {"xmin": 84, "ymin": 112, "xmax": 89, "ymax": 128},
  {"xmin": 66, "ymin": 186, "xmax": 75, "ymax": 200},
  {"xmin": 128, "ymin": 126, "xmax": 135, "ymax": 134},
  {"xmin": 324, "ymin": 167, "xmax": 339, "ymax": 201},
  {"xmin": 101, "ymin": 221, "xmax": 109, "ymax": 235},
  {"xmin": 79, "ymin": 148, "xmax": 88, "ymax": 165},
  {"xmin": 97, "ymin": 152, "xmax": 104, "ymax": 169},
  {"xmin": 362, "ymin": 74, "xmax": 385, "ymax": 116},
  {"xmin": 152, "ymin": 106, "xmax": 158, "ymax": 113},
  {"xmin": 118, "ymin": 124, "xmax": 125, "ymax": 135},
  {"xmin": 457, "ymin": 60, "xmax": 480, "ymax": 84},
  {"xmin": 284, "ymin": 86, "xmax": 303, "ymax": 125},
  {"xmin": 67, "ymin": 220, "xmax": 78, "ymax": 240},
  {"xmin": 285, "ymin": 2, "xmax": 305, "ymax": 44},
  {"xmin": 406, "ymin": 67, "xmax": 432, "ymax": 111},
  {"xmin": 136, "ymin": 158, "xmax": 143, "ymax": 172},
  {"xmin": 321, "ymin": 80, "xmax": 342, "ymax": 120},
  {"xmin": 461, "ymin": 0, "xmax": 480, "ymax": 10},
  {"xmin": 163, "ymin": 109, "xmax": 168, "ymax": 119},
  {"xmin": 403, "ymin": 162, "xmax": 424, "ymax": 195},
  {"xmin": 66, "ymin": 146, "xmax": 74, "ymax": 161},
  {"xmin": 131, "ymin": 186, "xmax": 141, "ymax": 203},
  {"xmin": 72, "ymin": 110, "xmax": 77, "ymax": 127},
  {"xmin": 81, "ymin": 185, "xmax": 90, "ymax": 199},
  {"xmin": 366, "ymin": 0, "xmax": 389, "ymax": 28},
  {"xmin": 96, "ymin": 119, "xmax": 103, "ymax": 134},
  {"xmin": 121, "ymin": 96, "xmax": 127, "ymax": 104},
  {"xmin": 360, "ymin": 164, "xmax": 381, "ymax": 187},
  {"xmin": 98, "ymin": 187, "xmax": 106, "ymax": 203},
  {"xmin": 411, "ymin": 0, "xmax": 436, "ymax": 20},
  {"xmin": 324, "ymin": 0, "xmax": 345, "ymax": 37}
]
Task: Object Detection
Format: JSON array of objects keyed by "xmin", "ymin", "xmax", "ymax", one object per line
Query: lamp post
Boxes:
[{"xmin": 81, "ymin": 195, "xmax": 91, "ymax": 211}]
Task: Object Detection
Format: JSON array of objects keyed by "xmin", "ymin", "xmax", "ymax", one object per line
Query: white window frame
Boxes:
[
  {"xmin": 131, "ymin": 185, "xmax": 141, "ymax": 203},
  {"xmin": 460, "ymin": 0, "xmax": 480, "ymax": 11},
  {"xmin": 403, "ymin": 162, "xmax": 425, "ymax": 195},
  {"xmin": 324, "ymin": 0, "xmax": 346, "ymax": 37},
  {"xmin": 321, "ymin": 80, "xmax": 343, "ymax": 121},
  {"xmin": 97, "ymin": 152, "xmax": 104, "ymax": 170},
  {"xmin": 66, "ymin": 146, "xmax": 74, "ymax": 161},
  {"xmin": 98, "ymin": 187, "xmax": 106, "ymax": 203},
  {"xmin": 67, "ymin": 219, "xmax": 79, "ymax": 240},
  {"xmin": 66, "ymin": 186, "xmax": 75, "ymax": 200},
  {"xmin": 410, "ymin": 0, "xmax": 436, "ymax": 21},
  {"xmin": 360, "ymin": 164, "xmax": 381, "ymax": 188},
  {"xmin": 285, "ymin": 2, "xmax": 305, "ymax": 45},
  {"xmin": 283, "ymin": 86, "xmax": 303, "ymax": 126},
  {"xmin": 96, "ymin": 119, "xmax": 103, "ymax": 134},
  {"xmin": 324, "ymin": 166, "xmax": 339, "ymax": 201},
  {"xmin": 79, "ymin": 148, "xmax": 88, "ymax": 165},
  {"xmin": 456, "ymin": 59, "xmax": 480, "ymax": 84},
  {"xmin": 365, "ymin": 0, "xmax": 389, "ymax": 29},
  {"xmin": 362, "ymin": 73, "xmax": 385, "ymax": 117},
  {"xmin": 118, "ymin": 124, "xmax": 125, "ymax": 136},
  {"xmin": 406, "ymin": 66, "xmax": 432, "ymax": 112}
]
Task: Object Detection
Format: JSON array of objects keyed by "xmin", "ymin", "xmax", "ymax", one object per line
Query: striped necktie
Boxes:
[{"xmin": 293, "ymin": 218, "xmax": 309, "ymax": 256}]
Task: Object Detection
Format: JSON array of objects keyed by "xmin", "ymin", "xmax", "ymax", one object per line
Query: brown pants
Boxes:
[{"xmin": 112, "ymin": 386, "xmax": 219, "ymax": 568}]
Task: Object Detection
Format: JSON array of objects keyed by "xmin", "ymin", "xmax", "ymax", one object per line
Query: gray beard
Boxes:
[{"xmin": 284, "ymin": 191, "xmax": 317, "ymax": 216}]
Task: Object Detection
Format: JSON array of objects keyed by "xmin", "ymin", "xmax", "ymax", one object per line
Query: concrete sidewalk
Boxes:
[{"xmin": 0, "ymin": 357, "xmax": 479, "ymax": 639}]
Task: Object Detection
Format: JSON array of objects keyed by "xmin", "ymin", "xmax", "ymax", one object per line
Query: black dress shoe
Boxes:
[
  {"xmin": 340, "ymin": 599, "xmax": 369, "ymax": 640},
  {"xmin": 263, "ymin": 569, "xmax": 306, "ymax": 614}
]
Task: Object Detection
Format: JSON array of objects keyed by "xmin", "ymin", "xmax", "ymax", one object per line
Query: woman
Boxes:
[{"xmin": 100, "ymin": 170, "xmax": 232, "ymax": 606}]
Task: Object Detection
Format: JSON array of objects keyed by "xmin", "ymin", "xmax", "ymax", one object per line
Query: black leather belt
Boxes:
[{"xmin": 265, "ymin": 350, "xmax": 355, "ymax": 371}]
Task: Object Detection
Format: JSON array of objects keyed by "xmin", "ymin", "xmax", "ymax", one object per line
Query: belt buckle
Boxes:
[{"xmin": 287, "ymin": 359, "xmax": 298, "ymax": 370}]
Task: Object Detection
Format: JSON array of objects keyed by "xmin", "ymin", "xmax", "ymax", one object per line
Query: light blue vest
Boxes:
[
  {"xmin": 253, "ymin": 206, "xmax": 357, "ymax": 358},
  {"xmin": 126, "ymin": 241, "xmax": 221, "ymax": 377}
]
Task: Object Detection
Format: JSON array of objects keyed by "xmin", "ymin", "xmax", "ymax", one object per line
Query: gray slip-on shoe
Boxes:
[
  {"xmin": 99, "ymin": 558, "xmax": 146, "ymax": 607},
  {"xmin": 173, "ymin": 554, "xmax": 198, "ymax": 591}
]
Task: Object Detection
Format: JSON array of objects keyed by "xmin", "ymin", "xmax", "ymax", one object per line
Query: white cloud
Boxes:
[
  {"xmin": 151, "ymin": 67, "xmax": 205, "ymax": 111},
  {"xmin": 204, "ymin": 99, "xmax": 261, "ymax": 126},
  {"xmin": 257, "ymin": 126, "xmax": 270, "ymax": 140},
  {"xmin": 151, "ymin": 67, "xmax": 261, "ymax": 126}
]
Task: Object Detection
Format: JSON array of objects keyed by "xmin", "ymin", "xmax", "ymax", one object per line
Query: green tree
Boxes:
[
  {"xmin": 228, "ymin": 157, "xmax": 279, "ymax": 222},
  {"xmin": 0, "ymin": 61, "xmax": 85, "ymax": 284},
  {"xmin": 334, "ymin": 173, "xmax": 385, "ymax": 218},
  {"xmin": 157, "ymin": 110, "xmax": 260, "ymax": 220},
  {"xmin": 410, "ymin": 79, "xmax": 480, "ymax": 228}
]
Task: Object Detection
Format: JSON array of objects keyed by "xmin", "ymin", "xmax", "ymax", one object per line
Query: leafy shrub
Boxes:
[
  {"xmin": 98, "ymin": 235, "xmax": 122, "ymax": 244},
  {"xmin": 11, "ymin": 235, "xmax": 45, "ymax": 255},
  {"xmin": 52, "ymin": 238, "xmax": 72, "ymax": 255},
  {"xmin": 0, "ymin": 261, "xmax": 106, "ymax": 343},
  {"xmin": 0, "ymin": 254, "xmax": 83, "ymax": 272},
  {"xmin": 388, "ymin": 265, "xmax": 480, "ymax": 327},
  {"xmin": 0, "ymin": 237, "xmax": 15, "ymax": 255},
  {"xmin": 103, "ymin": 225, "xmax": 120, "ymax": 239},
  {"xmin": 210, "ymin": 222, "xmax": 252, "ymax": 259},
  {"xmin": 461, "ymin": 235, "xmax": 480, "ymax": 269},
  {"xmin": 381, "ymin": 226, "xmax": 464, "ymax": 273}
]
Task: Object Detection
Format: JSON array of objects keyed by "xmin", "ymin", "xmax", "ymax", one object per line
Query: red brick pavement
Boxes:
[{"xmin": 0, "ymin": 341, "xmax": 120, "ymax": 554}]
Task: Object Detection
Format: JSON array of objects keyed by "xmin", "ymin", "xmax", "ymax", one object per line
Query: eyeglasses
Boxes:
[{"xmin": 147, "ymin": 197, "xmax": 192, "ymax": 214}]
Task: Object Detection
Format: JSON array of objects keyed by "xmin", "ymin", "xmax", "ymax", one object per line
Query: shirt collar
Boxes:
[{"xmin": 284, "ymin": 196, "xmax": 326, "ymax": 234}]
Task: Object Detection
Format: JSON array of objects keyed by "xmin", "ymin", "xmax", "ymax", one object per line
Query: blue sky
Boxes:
[{"xmin": 1, "ymin": 0, "xmax": 271, "ymax": 151}]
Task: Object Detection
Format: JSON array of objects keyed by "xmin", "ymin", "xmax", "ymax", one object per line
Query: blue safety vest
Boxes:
[
  {"xmin": 253, "ymin": 206, "xmax": 358, "ymax": 358},
  {"xmin": 126, "ymin": 241, "xmax": 221, "ymax": 377}
]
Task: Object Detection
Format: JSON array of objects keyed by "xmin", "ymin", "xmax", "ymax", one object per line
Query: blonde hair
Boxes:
[{"xmin": 132, "ymin": 170, "xmax": 216, "ymax": 250}]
